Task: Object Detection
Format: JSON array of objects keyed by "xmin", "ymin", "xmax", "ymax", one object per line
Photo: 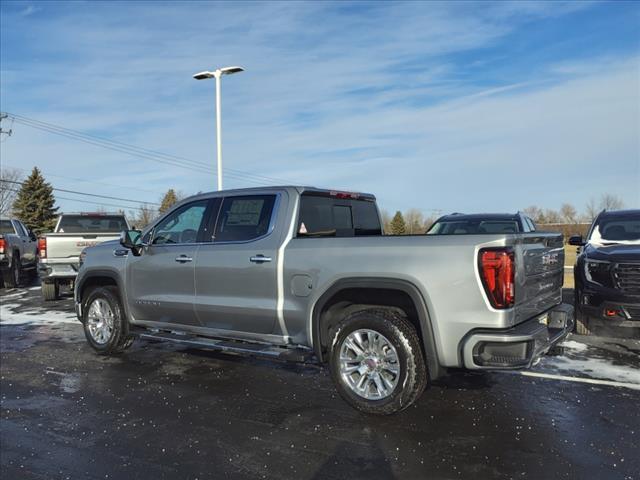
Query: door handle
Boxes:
[
  {"xmin": 175, "ymin": 255, "xmax": 193, "ymax": 263},
  {"xmin": 250, "ymin": 255, "xmax": 272, "ymax": 263}
]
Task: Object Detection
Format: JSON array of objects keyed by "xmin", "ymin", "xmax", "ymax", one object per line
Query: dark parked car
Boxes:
[
  {"xmin": 426, "ymin": 212, "xmax": 537, "ymax": 235},
  {"xmin": 569, "ymin": 209, "xmax": 640, "ymax": 336}
]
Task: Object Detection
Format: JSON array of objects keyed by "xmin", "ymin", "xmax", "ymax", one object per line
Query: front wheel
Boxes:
[
  {"xmin": 82, "ymin": 286, "xmax": 134, "ymax": 355},
  {"xmin": 329, "ymin": 308, "xmax": 427, "ymax": 415}
]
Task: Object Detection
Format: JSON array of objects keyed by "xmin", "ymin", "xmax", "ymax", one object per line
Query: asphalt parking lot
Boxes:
[{"xmin": 1, "ymin": 286, "xmax": 639, "ymax": 480}]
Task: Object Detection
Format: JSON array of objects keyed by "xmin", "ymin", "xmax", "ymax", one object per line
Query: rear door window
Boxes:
[{"xmin": 214, "ymin": 195, "xmax": 277, "ymax": 242}]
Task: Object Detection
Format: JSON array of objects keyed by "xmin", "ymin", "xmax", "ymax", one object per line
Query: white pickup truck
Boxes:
[{"xmin": 39, "ymin": 212, "xmax": 130, "ymax": 300}]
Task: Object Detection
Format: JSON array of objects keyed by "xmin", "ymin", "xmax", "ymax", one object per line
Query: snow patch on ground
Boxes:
[
  {"xmin": 560, "ymin": 340, "xmax": 589, "ymax": 352},
  {"xmin": 540, "ymin": 355, "xmax": 640, "ymax": 385},
  {"xmin": 0, "ymin": 302, "xmax": 78, "ymax": 326}
]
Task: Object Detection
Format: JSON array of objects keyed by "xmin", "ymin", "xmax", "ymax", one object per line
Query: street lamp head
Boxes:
[
  {"xmin": 193, "ymin": 71, "xmax": 216, "ymax": 80},
  {"xmin": 219, "ymin": 66, "xmax": 244, "ymax": 76}
]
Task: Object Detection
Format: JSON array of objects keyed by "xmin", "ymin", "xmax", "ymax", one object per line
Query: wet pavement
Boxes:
[{"xmin": 1, "ymin": 286, "xmax": 639, "ymax": 479}]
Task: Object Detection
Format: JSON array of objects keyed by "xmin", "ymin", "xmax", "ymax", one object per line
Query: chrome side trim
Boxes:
[{"xmin": 276, "ymin": 194, "xmax": 299, "ymax": 339}]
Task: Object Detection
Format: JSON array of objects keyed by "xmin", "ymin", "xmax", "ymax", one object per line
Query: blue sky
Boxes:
[{"xmin": 1, "ymin": 1, "xmax": 639, "ymax": 216}]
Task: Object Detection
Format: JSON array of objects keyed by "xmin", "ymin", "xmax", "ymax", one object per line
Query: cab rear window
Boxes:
[
  {"xmin": 297, "ymin": 193, "xmax": 382, "ymax": 237},
  {"xmin": 0, "ymin": 220, "xmax": 15, "ymax": 234},
  {"xmin": 57, "ymin": 215, "xmax": 128, "ymax": 233}
]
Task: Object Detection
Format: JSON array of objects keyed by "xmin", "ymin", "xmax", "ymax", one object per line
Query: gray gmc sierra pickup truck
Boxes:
[{"xmin": 75, "ymin": 186, "xmax": 574, "ymax": 414}]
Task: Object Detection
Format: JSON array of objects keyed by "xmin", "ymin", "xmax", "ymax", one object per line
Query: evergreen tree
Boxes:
[
  {"xmin": 159, "ymin": 189, "xmax": 178, "ymax": 214},
  {"xmin": 389, "ymin": 211, "xmax": 407, "ymax": 235},
  {"xmin": 12, "ymin": 167, "xmax": 58, "ymax": 235}
]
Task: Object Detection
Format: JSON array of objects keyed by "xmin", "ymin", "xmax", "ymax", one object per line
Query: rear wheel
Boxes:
[
  {"xmin": 3, "ymin": 255, "xmax": 21, "ymax": 288},
  {"xmin": 82, "ymin": 286, "xmax": 134, "ymax": 355},
  {"xmin": 329, "ymin": 308, "xmax": 427, "ymax": 415},
  {"xmin": 42, "ymin": 281, "xmax": 59, "ymax": 301}
]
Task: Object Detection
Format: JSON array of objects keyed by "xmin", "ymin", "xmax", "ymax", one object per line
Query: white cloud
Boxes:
[{"xmin": 1, "ymin": 2, "xmax": 638, "ymax": 214}]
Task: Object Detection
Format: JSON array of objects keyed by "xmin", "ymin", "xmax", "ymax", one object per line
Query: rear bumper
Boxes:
[
  {"xmin": 461, "ymin": 303, "xmax": 574, "ymax": 369},
  {"xmin": 38, "ymin": 261, "xmax": 79, "ymax": 281}
]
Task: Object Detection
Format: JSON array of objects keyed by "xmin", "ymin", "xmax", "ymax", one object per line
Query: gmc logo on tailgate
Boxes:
[
  {"xmin": 77, "ymin": 241, "xmax": 100, "ymax": 247},
  {"xmin": 541, "ymin": 253, "xmax": 559, "ymax": 266}
]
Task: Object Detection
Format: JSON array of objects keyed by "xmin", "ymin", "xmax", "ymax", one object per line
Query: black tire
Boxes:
[
  {"xmin": 82, "ymin": 286, "xmax": 134, "ymax": 355},
  {"xmin": 3, "ymin": 254, "xmax": 21, "ymax": 288},
  {"xmin": 329, "ymin": 308, "xmax": 427, "ymax": 415},
  {"xmin": 42, "ymin": 281, "xmax": 59, "ymax": 301}
]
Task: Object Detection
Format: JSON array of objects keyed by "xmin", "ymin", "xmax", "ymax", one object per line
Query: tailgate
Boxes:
[
  {"xmin": 45, "ymin": 233, "xmax": 120, "ymax": 260},
  {"xmin": 514, "ymin": 232, "xmax": 565, "ymax": 324}
]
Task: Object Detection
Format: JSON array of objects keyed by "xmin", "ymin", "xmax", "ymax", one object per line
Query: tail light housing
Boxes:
[
  {"xmin": 0, "ymin": 238, "xmax": 5, "ymax": 255},
  {"xmin": 38, "ymin": 237, "xmax": 47, "ymax": 259},
  {"xmin": 479, "ymin": 248, "xmax": 515, "ymax": 309}
]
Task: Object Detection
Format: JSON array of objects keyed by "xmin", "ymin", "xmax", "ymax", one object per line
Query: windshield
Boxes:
[
  {"xmin": 589, "ymin": 214, "xmax": 640, "ymax": 245},
  {"xmin": 57, "ymin": 215, "xmax": 128, "ymax": 233},
  {"xmin": 0, "ymin": 220, "xmax": 15, "ymax": 234},
  {"xmin": 427, "ymin": 219, "xmax": 520, "ymax": 235}
]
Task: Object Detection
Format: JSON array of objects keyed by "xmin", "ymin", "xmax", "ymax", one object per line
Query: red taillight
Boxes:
[
  {"xmin": 479, "ymin": 248, "xmax": 515, "ymax": 309},
  {"xmin": 0, "ymin": 238, "xmax": 4, "ymax": 254},
  {"xmin": 38, "ymin": 237, "xmax": 47, "ymax": 259}
]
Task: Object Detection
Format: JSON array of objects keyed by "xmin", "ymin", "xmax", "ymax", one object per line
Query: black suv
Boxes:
[{"xmin": 569, "ymin": 209, "xmax": 640, "ymax": 336}]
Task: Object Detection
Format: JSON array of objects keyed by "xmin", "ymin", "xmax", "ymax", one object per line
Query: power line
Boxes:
[
  {"xmin": 2, "ymin": 164, "xmax": 164, "ymax": 197},
  {"xmin": 4, "ymin": 112, "xmax": 301, "ymax": 186},
  {"xmin": 4, "ymin": 179, "xmax": 160, "ymax": 206},
  {"xmin": 3, "ymin": 188, "xmax": 151, "ymax": 212},
  {"xmin": 10, "ymin": 116, "xmax": 273, "ymax": 187}
]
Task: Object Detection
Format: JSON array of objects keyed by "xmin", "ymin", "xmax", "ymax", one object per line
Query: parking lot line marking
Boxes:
[{"xmin": 505, "ymin": 371, "xmax": 640, "ymax": 390}]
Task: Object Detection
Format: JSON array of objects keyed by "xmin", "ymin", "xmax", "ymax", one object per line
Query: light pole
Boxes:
[{"xmin": 193, "ymin": 66, "xmax": 244, "ymax": 191}]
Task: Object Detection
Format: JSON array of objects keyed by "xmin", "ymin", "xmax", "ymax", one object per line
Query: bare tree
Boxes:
[
  {"xmin": 404, "ymin": 208, "xmax": 425, "ymax": 234},
  {"xmin": 0, "ymin": 167, "xmax": 22, "ymax": 216},
  {"xmin": 522, "ymin": 206, "xmax": 543, "ymax": 223},
  {"xmin": 560, "ymin": 203, "xmax": 578, "ymax": 224},
  {"xmin": 543, "ymin": 209, "xmax": 562, "ymax": 224},
  {"xmin": 584, "ymin": 193, "xmax": 624, "ymax": 221},
  {"xmin": 130, "ymin": 204, "xmax": 157, "ymax": 230},
  {"xmin": 584, "ymin": 198, "xmax": 599, "ymax": 221},
  {"xmin": 423, "ymin": 215, "xmax": 437, "ymax": 233},
  {"xmin": 599, "ymin": 193, "xmax": 624, "ymax": 211}
]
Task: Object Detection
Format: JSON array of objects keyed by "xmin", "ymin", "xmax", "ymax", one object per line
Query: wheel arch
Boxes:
[
  {"xmin": 77, "ymin": 270, "xmax": 129, "ymax": 323},
  {"xmin": 311, "ymin": 277, "xmax": 443, "ymax": 380}
]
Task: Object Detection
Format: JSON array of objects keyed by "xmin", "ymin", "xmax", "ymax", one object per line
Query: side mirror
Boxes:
[
  {"xmin": 28, "ymin": 230, "xmax": 37, "ymax": 241},
  {"xmin": 568, "ymin": 234, "xmax": 585, "ymax": 246},
  {"xmin": 120, "ymin": 229, "xmax": 143, "ymax": 255}
]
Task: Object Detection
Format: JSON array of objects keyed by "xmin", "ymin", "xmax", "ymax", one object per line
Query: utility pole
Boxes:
[{"xmin": 0, "ymin": 113, "xmax": 13, "ymax": 138}]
